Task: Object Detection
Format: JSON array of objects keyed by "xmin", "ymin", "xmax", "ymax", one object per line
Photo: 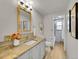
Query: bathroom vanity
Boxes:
[
  {"xmin": 18, "ymin": 39, "xmax": 45, "ymax": 59},
  {"xmin": 0, "ymin": 37, "xmax": 45, "ymax": 59},
  {"xmin": 0, "ymin": 2, "xmax": 45, "ymax": 59}
]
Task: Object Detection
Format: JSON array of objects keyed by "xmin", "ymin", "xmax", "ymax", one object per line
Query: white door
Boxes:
[{"xmin": 54, "ymin": 19, "xmax": 63, "ymax": 42}]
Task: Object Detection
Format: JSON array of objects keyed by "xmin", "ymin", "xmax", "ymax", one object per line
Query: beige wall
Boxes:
[
  {"xmin": 43, "ymin": 15, "xmax": 54, "ymax": 39},
  {"xmin": 0, "ymin": 0, "xmax": 18, "ymax": 42},
  {"xmin": 32, "ymin": 8, "xmax": 44, "ymax": 38},
  {"xmin": 0, "ymin": 0, "xmax": 44, "ymax": 42},
  {"xmin": 66, "ymin": 0, "xmax": 78, "ymax": 59},
  {"xmin": 43, "ymin": 14, "xmax": 65, "ymax": 42}
]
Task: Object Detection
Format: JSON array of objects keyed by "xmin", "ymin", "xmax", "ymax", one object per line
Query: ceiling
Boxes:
[{"xmin": 32, "ymin": 0, "xmax": 68, "ymax": 16}]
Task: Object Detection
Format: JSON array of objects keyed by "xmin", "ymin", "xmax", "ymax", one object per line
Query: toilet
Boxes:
[{"xmin": 45, "ymin": 36, "xmax": 56, "ymax": 48}]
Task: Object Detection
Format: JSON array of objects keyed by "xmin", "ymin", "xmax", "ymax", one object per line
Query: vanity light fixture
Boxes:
[
  {"xmin": 25, "ymin": 5, "xmax": 28, "ymax": 8},
  {"xmin": 20, "ymin": 1, "xmax": 24, "ymax": 5},
  {"xmin": 25, "ymin": 1, "xmax": 33, "ymax": 12},
  {"xmin": 27, "ymin": 7, "xmax": 30, "ymax": 12},
  {"xmin": 19, "ymin": 0, "xmax": 25, "ymax": 5},
  {"xmin": 29, "ymin": 5, "xmax": 32, "ymax": 9},
  {"xmin": 18, "ymin": 0, "xmax": 33, "ymax": 12},
  {"xmin": 18, "ymin": 0, "xmax": 25, "ymax": 8},
  {"xmin": 28, "ymin": 5, "xmax": 32, "ymax": 11},
  {"xmin": 30, "ymin": 8, "xmax": 32, "ymax": 11},
  {"xmin": 29, "ymin": 1, "xmax": 34, "ymax": 5},
  {"xmin": 25, "ymin": 3, "xmax": 29, "ymax": 8}
]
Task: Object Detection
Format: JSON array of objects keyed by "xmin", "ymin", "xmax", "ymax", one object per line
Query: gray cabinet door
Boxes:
[
  {"xmin": 18, "ymin": 53, "xmax": 26, "ymax": 59},
  {"xmin": 40, "ymin": 41, "xmax": 45, "ymax": 59},
  {"xmin": 17, "ymin": 50, "xmax": 32, "ymax": 59},
  {"xmin": 32, "ymin": 40, "xmax": 45, "ymax": 59},
  {"xmin": 32, "ymin": 44, "xmax": 41, "ymax": 59},
  {"xmin": 17, "ymin": 41, "xmax": 45, "ymax": 59}
]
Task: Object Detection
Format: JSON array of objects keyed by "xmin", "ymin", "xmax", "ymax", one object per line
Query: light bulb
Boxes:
[
  {"xmin": 23, "ymin": 4, "xmax": 25, "ymax": 8},
  {"xmin": 25, "ymin": 3, "xmax": 30, "ymax": 7},
  {"xmin": 29, "ymin": 5, "xmax": 32, "ymax": 9},
  {"xmin": 18, "ymin": 1, "xmax": 20, "ymax": 5},
  {"xmin": 30, "ymin": 1, "xmax": 33, "ymax": 5},
  {"xmin": 27, "ymin": 8, "xmax": 30, "ymax": 12}
]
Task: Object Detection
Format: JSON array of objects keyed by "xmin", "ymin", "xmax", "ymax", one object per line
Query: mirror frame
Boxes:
[{"xmin": 17, "ymin": 5, "xmax": 32, "ymax": 33}]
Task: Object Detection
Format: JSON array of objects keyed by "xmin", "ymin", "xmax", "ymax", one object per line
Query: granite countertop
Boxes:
[{"xmin": 0, "ymin": 37, "xmax": 44, "ymax": 59}]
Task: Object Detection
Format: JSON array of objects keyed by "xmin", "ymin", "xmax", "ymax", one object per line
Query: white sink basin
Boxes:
[{"xmin": 25, "ymin": 40, "xmax": 37, "ymax": 45}]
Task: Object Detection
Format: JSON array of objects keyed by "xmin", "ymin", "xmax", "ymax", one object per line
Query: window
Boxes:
[{"xmin": 56, "ymin": 21, "xmax": 62, "ymax": 30}]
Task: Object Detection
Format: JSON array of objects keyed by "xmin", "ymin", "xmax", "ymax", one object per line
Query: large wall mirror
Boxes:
[{"xmin": 17, "ymin": 6, "xmax": 32, "ymax": 33}]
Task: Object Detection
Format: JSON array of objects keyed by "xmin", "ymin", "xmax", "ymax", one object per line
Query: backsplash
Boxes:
[
  {"xmin": 4, "ymin": 32, "xmax": 34, "ymax": 42},
  {"xmin": 4, "ymin": 35, "xmax": 11, "ymax": 41}
]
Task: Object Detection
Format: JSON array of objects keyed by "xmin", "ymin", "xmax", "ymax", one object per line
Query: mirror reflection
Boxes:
[{"xmin": 17, "ymin": 6, "xmax": 31, "ymax": 33}]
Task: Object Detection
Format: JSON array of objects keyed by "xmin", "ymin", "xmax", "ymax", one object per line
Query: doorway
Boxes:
[{"xmin": 54, "ymin": 17, "xmax": 63, "ymax": 43}]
